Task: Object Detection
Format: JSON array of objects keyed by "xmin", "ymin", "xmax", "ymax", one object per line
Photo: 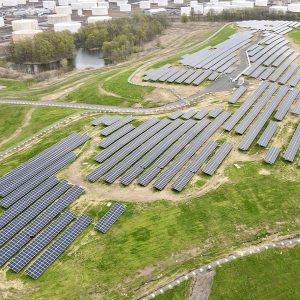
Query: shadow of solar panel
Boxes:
[
  {"xmin": 0, "ymin": 231, "xmax": 30, "ymax": 267},
  {"xmin": 0, "ymin": 176, "xmax": 59, "ymax": 229},
  {"xmin": 8, "ymin": 211, "xmax": 76, "ymax": 273},
  {"xmin": 95, "ymin": 203, "xmax": 125, "ymax": 233},
  {"xmin": 25, "ymin": 215, "xmax": 92, "ymax": 279}
]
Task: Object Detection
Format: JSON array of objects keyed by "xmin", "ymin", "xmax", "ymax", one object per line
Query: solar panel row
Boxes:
[
  {"xmin": 228, "ymin": 86, "xmax": 247, "ymax": 104},
  {"xmin": 257, "ymin": 121, "xmax": 279, "ymax": 147},
  {"xmin": 95, "ymin": 202, "xmax": 125, "ymax": 233},
  {"xmin": 8, "ymin": 211, "xmax": 76, "ymax": 273},
  {"xmin": 274, "ymin": 88, "xmax": 299, "ymax": 121},
  {"xmin": 25, "ymin": 215, "xmax": 92, "ymax": 279},
  {"xmin": 283, "ymin": 124, "xmax": 300, "ymax": 162},
  {"xmin": 100, "ymin": 116, "xmax": 134, "ymax": 137},
  {"xmin": 264, "ymin": 146, "xmax": 280, "ymax": 164}
]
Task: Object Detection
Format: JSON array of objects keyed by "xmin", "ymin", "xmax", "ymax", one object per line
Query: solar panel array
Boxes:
[
  {"xmin": 0, "ymin": 132, "xmax": 89, "ymax": 198},
  {"xmin": 26, "ymin": 215, "xmax": 92, "ymax": 279},
  {"xmin": 87, "ymin": 110, "xmax": 232, "ymax": 190},
  {"xmin": 95, "ymin": 202, "xmax": 126, "ymax": 233},
  {"xmin": 257, "ymin": 121, "xmax": 279, "ymax": 147},
  {"xmin": 228, "ymin": 86, "xmax": 247, "ymax": 104}
]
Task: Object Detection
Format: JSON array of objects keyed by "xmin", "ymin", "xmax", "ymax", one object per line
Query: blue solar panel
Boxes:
[
  {"xmin": 8, "ymin": 211, "xmax": 76, "ymax": 273},
  {"xmin": 0, "ymin": 181, "xmax": 71, "ymax": 246},
  {"xmin": 0, "ymin": 232, "xmax": 30, "ymax": 267},
  {"xmin": 95, "ymin": 203, "xmax": 126, "ymax": 233},
  {"xmin": 25, "ymin": 215, "xmax": 92, "ymax": 279}
]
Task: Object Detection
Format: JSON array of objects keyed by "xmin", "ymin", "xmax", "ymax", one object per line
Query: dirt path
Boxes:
[
  {"xmin": 0, "ymin": 107, "xmax": 35, "ymax": 147},
  {"xmin": 189, "ymin": 271, "xmax": 215, "ymax": 300}
]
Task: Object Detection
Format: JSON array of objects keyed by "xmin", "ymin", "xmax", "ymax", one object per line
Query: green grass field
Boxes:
[
  {"xmin": 155, "ymin": 279, "xmax": 192, "ymax": 300},
  {"xmin": 0, "ymin": 79, "xmax": 33, "ymax": 95},
  {"xmin": 289, "ymin": 27, "xmax": 300, "ymax": 43},
  {"xmin": 210, "ymin": 245, "xmax": 300, "ymax": 300},
  {"xmin": 0, "ymin": 105, "xmax": 81, "ymax": 152}
]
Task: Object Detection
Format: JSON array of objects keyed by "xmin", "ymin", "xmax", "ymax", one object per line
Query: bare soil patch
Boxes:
[{"xmin": 189, "ymin": 271, "xmax": 215, "ymax": 300}]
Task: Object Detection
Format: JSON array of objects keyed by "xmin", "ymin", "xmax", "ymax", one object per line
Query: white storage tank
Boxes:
[
  {"xmin": 58, "ymin": 0, "xmax": 70, "ymax": 5},
  {"xmin": 140, "ymin": 1, "xmax": 151, "ymax": 8},
  {"xmin": 92, "ymin": 6, "xmax": 108, "ymax": 14},
  {"xmin": 54, "ymin": 22, "xmax": 82, "ymax": 33},
  {"xmin": 87, "ymin": 16, "xmax": 112, "ymax": 23},
  {"xmin": 288, "ymin": 3, "xmax": 300, "ymax": 12},
  {"xmin": 0, "ymin": 17, "xmax": 4, "ymax": 28},
  {"xmin": 28, "ymin": 0, "xmax": 39, "ymax": 2},
  {"xmin": 43, "ymin": 1, "xmax": 56, "ymax": 10},
  {"xmin": 231, "ymin": 1, "xmax": 254, "ymax": 8},
  {"xmin": 56, "ymin": 5, "xmax": 72, "ymax": 14},
  {"xmin": 17, "ymin": 0, "xmax": 27, "ymax": 5},
  {"xmin": 269, "ymin": 5, "xmax": 287, "ymax": 13},
  {"xmin": 97, "ymin": 2, "xmax": 109, "ymax": 7},
  {"xmin": 174, "ymin": 0, "xmax": 184, "ymax": 4},
  {"xmin": 71, "ymin": 2, "xmax": 83, "ymax": 9},
  {"xmin": 255, "ymin": 0, "xmax": 268, "ymax": 7},
  {"xmin": 48, "ymin": 14, "xmax": 72, "ymax": 25},
  {"xmin": 181, "ymin": 6, "xmax": 191, "ymax": 15},
  {"xmin": 190, "ymin": 0, "xmax": 198, "ymax": 8},
  {"xmin": 120, "ymin": 3, "xmax": 131, "ymax": 11},
  {"xmin": 12, "ymin": 19, "xmax": 39, "ymax": 31},
  {"xmin": 3, "ymin": 0, "xmax": 18, "ymax": 6},
  {"xmin": 12, "ymin": 30, "xmax": 43, "ymax": 42},
  {"xmin": 157, "ymin": 0, "xmax": 168, "ymax": 6},
  {"xmin": 117, "ymin": 0, "xmax": 127, "ymax": 6},
  {"xmin": 81, "ymin": 2, "xmax": 96, "ymax": 9}
]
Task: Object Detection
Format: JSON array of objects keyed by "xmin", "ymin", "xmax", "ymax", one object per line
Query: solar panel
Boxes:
[
  {"xmin": 259, "ymin": 67, "xmax": 275, "ymax": 80},
  {"xmin": 202, "ymin": 142, "xmax": 233, "ymax": 176},
  {"xmin": 291, "ymin": 98, "xmax": 300, "ymax": 115},
  {"xmin": 24, "ymin": 186, "xmax": 84, "ymax": 237},
  {"xmin": 274, "ymin": 88, "xmax": 299, "ymax": 121},
  {"xmin": 257, "ymin": 121, "xmax": 279, "ymax": 147},
  {"xmin": 99, "ymin": 124, "xmax": 135, "ymax": 148},
  {"xmin": 0, "ymin": 152, "xmax": 76, "ymax": 208},
  {"xmin": 100, "ymin": 116, "xmax": 134, "ymax": 136},
  {"xmin": 102, "ymin": 116, "xmax": 122, "ymax": 126},
  {"xmin": 171, "ymin": 170, "xmax": 194, "ymax": 192},
  {"xmin": 0, "ymin": 231, "xmax": 30, "ymax": 267},
  {"xmin": 223, "ymin": 82, "xmax": 269, "ymax": 132},
  {"xmin": 8, "ymin": 211, "xmax": 76, "ymax": 273},
  {"xmin": 181, "ymin": 110, "xmax": 197, "ymax": 120},
  {"xmin": 193, "ymin": 109, "xmax": 208, "ymax": 120},
  {"xmin": 228, "ymin": 86, "xmax": 247, "ymax": 104},
  {"xmin": 0, "ymin": 176, "xmax": 59, "ymax": 229},
  {"xmin": 209, "ymin": 108, "xmax": 223, "ymax": 118},
  {"xmin": 288, "ymin": 70, "xmax": 300, "ymax": 87},
  {"xmin": 0, "ymin": 180, "xmax": 71, "ymax": 246},
  {"xmin": 95, "ymin": 203, "xmax": 125, "ymax": 233},
  {"xmin": 91, "ymin": 115, "xmax": 110, "ymax": 126},
  {"xmin": 168, "ymin": 110, "xmax": 183, "ymax": 120},
  {"xmin": 283, "ymin": 123, "xmax": 300, "ymax": 162},
  {"xmin": 264, "ymin": 146, "xmax": 280, "ymax": 164},
  {"xmin": 25, "ymin": 215, "xmax": 92, "ymax": 279}
]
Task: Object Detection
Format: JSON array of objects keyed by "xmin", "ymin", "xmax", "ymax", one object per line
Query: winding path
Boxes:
[{"xmin": 138, "ymin": 235, "xmax": 300, "ymax": 300}]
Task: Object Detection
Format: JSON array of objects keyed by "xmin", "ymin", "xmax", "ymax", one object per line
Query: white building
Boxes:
[
  {"xmin": 12, "ymin": 19, "xmax": 39, "ymax": 31},
  {"xmin": 54, "ymin": 22, "xmax": 82, "ymax": 33}
]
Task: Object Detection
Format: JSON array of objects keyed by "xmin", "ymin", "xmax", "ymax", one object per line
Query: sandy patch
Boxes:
[
  {"xmin": 259, "ymin": 169, "xmax": 271, "ymax": 176},
  {"xmin": 189, "ymin": 271, "xmax": 215, "ymax": 300}
]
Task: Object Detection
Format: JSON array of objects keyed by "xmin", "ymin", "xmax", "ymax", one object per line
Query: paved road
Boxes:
[{"xmin": 138, "ymin": 235, "xmax": 300, "ymax": 300}]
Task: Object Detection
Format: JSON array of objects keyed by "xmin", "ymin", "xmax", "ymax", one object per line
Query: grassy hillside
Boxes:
[{"xmin": 210, "ymin": 245, "xmax": 300, "ymax": 300}]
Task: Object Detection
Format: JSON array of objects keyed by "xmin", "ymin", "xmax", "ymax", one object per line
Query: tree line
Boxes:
[
  {"xmin": 8, "ymin": 31, "xmax": 75, "ymax": 64},
  {"xmin": 75, "ymin": 14, "xmax": 169, "ymax": 62},
  {"xmin": 182, "ymin": 8, "xmax": 300, "ymax": 22}
]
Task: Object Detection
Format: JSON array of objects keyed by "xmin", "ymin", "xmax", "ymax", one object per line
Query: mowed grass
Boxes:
[
  {"xmin": 2, "ymin": 152, "xmax": 299, "ymax": 299},
  {"xmin": 210, "ymin": 245, "xmax": 300, "ymax": 300},
  {"xmin": 149, "ymin": 24, "xmax": 237, "ymax": 69},
  {"xmin": 64, "ymin": 68, "xmax": 155, "ymax": 107},
  {"xmin": 0, "ymin": 79, "xmax": 32, "ymax": 95},
  {"xmin": 0, "ymin": 105, "xmax": 82, "ymax": 152},
  {"xmin": 289, "ymin": 27, "xmax": 300, "ymax": 43}
]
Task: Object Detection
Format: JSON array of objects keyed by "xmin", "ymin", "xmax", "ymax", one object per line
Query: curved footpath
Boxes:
[{"xmin": 138, "ymin": 235, "xmax": 300, "ymax": 300}]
